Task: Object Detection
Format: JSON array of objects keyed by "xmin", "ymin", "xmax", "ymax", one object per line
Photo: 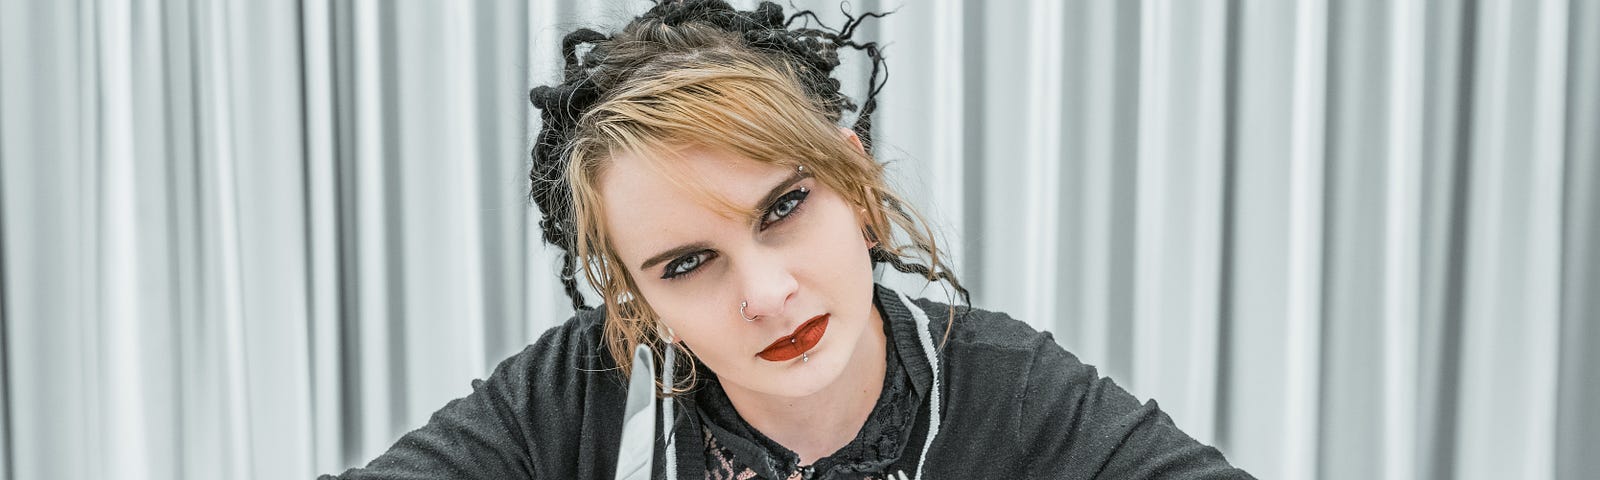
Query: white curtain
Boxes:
[{"xmin": 0, "ymin": 0, "xmax": 1595, "ymax": 479}]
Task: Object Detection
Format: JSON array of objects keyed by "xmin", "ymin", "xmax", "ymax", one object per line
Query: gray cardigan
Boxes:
[{"xmin": 322, "ymin": 284, "xmax": 1253, "ymax": 479}]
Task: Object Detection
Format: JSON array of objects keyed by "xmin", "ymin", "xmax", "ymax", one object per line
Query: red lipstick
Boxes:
[{"xmin": 757, "ymin": 314, "xmax": 829, "ymax": 362}]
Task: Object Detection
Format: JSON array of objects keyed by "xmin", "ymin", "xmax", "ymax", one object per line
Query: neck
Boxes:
[{"xmin": 721, "ymin": 305, "xmax": 888, "ymax": 466}]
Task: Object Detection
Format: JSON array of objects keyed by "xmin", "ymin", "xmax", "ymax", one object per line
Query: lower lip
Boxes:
[{"xmin": 757, "ymin": 314, "xmax": 829, "ymax": 362}]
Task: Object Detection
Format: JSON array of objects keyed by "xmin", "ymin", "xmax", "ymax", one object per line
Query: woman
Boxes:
[{"xmin": 324, "ymin": 1, "xmax": 1252, "ymax": 478}]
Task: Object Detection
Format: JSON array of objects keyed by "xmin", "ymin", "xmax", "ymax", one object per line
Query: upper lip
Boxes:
[{"xmin": 758, "ymin": 313, "xmax": 829, "ymax": 353}]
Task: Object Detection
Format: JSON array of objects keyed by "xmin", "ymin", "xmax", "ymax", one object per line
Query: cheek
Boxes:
[
  {"xmin": 805, "ymin": 200, "xmax": 873, "ymax": 264},
  {"xmin": 637, "ymin": 288, "xmax": 709, "ymax": 331},
  {"xmin": 770, "ymin": 210, "xmax": 873, "ymax": 300},
  {"xmin": 632, "ymin": 278, "xmax": 737, "ymax": 348}
]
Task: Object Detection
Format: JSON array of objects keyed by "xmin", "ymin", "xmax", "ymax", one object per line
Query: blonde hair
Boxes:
[{"xmin": 532, "ymin": 7, "xmax": 968, "ymax": 389}]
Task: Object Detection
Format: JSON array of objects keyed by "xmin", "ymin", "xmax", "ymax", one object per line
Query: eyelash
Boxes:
[{"xmin": 660, "ymin": 187, "xmax": 811, "ymax": 281}]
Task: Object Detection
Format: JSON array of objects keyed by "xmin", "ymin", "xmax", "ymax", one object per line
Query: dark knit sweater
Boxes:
[{"xmin": 321, "ymin": 284, "xmax": 1254, "ymax": 479}]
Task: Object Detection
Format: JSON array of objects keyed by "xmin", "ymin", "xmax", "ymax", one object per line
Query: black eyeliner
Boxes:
[
  {"xmin": 759, "ymin": 187, "xmax": 810, "ymax": 230},
  {"xmin": 661, "ymin": 184, "xmax": 811, "ymax": 281}
]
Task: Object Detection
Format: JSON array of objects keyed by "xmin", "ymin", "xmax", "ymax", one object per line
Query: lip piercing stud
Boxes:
[
  {"xmin": 740, "ymin": 301, "xmax": 756, "ymax": 322},
  {"xmin": 802, "ymin": 354, "xmax": 809, "ymax": 363}
]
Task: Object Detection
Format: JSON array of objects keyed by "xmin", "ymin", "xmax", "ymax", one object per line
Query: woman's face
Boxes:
[{"xmin": 598, "ymin": 145, "xmax": 881, "ymax": 399}]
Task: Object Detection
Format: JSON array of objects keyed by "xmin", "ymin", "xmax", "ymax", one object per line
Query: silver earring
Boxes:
[{"xmin": 740, "ymin": 300, "xmax": 756, "ymax": 322}]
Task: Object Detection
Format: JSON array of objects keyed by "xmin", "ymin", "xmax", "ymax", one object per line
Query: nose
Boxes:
[{"xmin": 734, "ymin": 249, "xmax": 798, "ymax": 322}]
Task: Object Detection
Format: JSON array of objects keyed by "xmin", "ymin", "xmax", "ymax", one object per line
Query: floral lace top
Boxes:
[{"xmin": 694, "ymin": 314, "xmax": 922, "ymax": 480}]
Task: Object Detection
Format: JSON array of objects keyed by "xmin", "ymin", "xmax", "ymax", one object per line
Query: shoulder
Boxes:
[
  {"xmin": 457, "ymin": 306, "xmax": 628, "ymax": 446},
  {"xmin": 326, "ymin": 307, "xmax": 628, "ymax": 480},
  {"xmin": 898, "ymin": 296, "xmax": 1108, "ymax": 472},
  {"xmin": 903, "ymin": 296, "xmax": 1252, "ymax": 478},
  {"xmin": 904, "ymin": 295, "xmax": 1080, "ymax": 369},
  {"xmin": 898, "ymin": 294, "xmax": 1103, "ymax": 415},
  {"xmin": 458, "ymin": 306, "xmax": 621, "ymax": 417},
  {"xmin": 502, "ymin": 305, "xmax": 622, "ymax": 390},
  {"xmin": 530, "ymin": 306, "xmax": 610, "ymax": 362},
  {"xmin": 918, "ymin": 299, "xmax": 1035, "ymax": 344},
  {"xmin": 492, "ymin": 306, "xmax": 632, "ymax": 476},
  {"xmin": 545, "ymin": 305, "xmax": 609, "ymax": 349}
]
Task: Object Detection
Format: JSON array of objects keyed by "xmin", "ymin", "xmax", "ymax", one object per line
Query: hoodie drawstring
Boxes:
[
  {"xmin": 661, "ymin": 342, "xmax": 678, "ymax": 479},
  {"xmin": 615, "ymin": 345, "xmax": 659, "ymax": 480},
  {"xmin": 895, "ymin": 291, "xmax": 942, "ymax": 480}
]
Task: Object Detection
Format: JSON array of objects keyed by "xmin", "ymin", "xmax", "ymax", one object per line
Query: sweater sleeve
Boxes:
[
  {"xmin": 1019, "ymin": 334, "xmax": 1255, "ymax": 479},
  {"xmin": 318, "ymin": 315, "xmax": 609, "ymax": 480}
]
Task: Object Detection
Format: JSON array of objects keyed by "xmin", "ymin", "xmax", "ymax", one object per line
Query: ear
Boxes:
[
  {"xmin": 839, "ymin": 127, "xmax": 865, "ymax": 155},
  {"xmin": 857, "ymin": 206, "xmax": 879, "ymax": 249}
]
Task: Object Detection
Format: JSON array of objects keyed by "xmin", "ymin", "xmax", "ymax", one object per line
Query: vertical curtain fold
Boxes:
[
  {"xmin": 1555, "ymin": 0, "xmax": 1600, "ymax": 478},
  {"xmin": 0, "ymin": 1, "xmax": 1595, "ymax": 479}
]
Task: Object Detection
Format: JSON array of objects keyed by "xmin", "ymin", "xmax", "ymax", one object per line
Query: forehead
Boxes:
[{"xmin": 598, "ymin": 147, "xmax": 790, "ymax": 258}]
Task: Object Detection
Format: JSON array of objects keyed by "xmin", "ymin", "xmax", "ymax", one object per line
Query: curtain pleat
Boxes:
[
  {"xmin": 1555, "ymin": 2, "xmax": 1600, "ymax": 479},
  {"xmin": 0, "ymin": 1, "xmax": 1595, "ymax": 479}
]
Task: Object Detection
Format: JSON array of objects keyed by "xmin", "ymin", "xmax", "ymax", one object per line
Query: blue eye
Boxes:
[
  {"xmin": 761, "ymin": 187, "xmax": 809, "ymax": 230},
  {"xmin": 659, "ymin": 187, "xmax": 808, "ymax": 282},
  {"xmin": 662, "ymin": 250, "xmax": 716, "ymax": 280}
]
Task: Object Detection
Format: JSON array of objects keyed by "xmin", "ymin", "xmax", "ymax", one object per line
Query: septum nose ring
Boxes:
[{"xmin": 740, "ymin": 301, "xmax": 757, "ymax": 322}]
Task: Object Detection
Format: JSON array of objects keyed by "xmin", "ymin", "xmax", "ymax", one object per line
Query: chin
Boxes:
[
  {"xmin": 761, "ymin": 316, "xmax": 865, "ymax": 398},
  {"xmin": 760, "ymin": 354, "xmax": 847, "ymax": 398}
]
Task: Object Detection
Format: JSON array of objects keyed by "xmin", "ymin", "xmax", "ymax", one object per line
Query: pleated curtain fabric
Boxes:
[{"xmin": 0, "ymin": 0, "xmax": 1595, "ymax": 479}]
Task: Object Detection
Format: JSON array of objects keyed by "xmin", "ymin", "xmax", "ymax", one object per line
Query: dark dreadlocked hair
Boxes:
[{"xmin": 527, "ymin": 0, "xmax": 970, "ymax": 379}]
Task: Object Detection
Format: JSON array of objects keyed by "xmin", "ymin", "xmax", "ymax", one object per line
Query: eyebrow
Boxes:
[{"xmin": 637, "ymin": 170, "xmax": 809, "ymax": 272}]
